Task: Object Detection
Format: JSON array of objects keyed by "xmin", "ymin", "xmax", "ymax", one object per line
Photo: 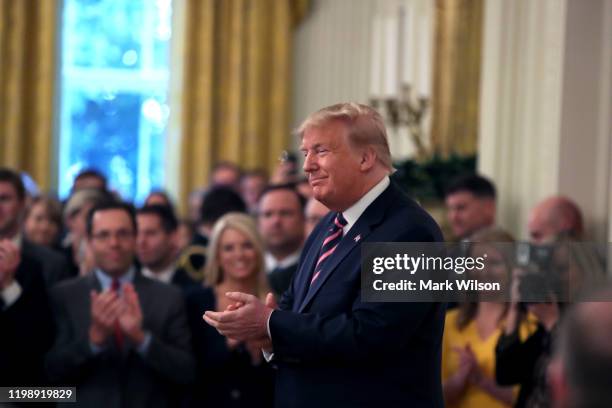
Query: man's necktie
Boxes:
[
  {"xmin": 310, "ymin": 212, "xmax": 347, "ymax": 285},
  {"xmin": 111, "ymin": 278, "xmax": 124, "ymax": 350}
]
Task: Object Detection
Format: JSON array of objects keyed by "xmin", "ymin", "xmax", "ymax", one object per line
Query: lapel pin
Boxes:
[{"xmin": 354, "ymin": 234, "xmax": 361, "ymax": 242}]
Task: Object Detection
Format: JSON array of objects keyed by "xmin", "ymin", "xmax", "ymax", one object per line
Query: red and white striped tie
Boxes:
[{"xmin": 310, "ymin": 212, "xmax": 347, "ymax": 285}]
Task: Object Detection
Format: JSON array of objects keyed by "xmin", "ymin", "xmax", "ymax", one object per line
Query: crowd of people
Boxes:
[
  {"xmin": 0, "ymin": 161, "xmax": 324, "ymax": 407},
  {"xmin": 442, "ymin": 174, "xmax": 609, "ymax": 408},
  {"xmin": 1, "ymin": 115, "xmax": 610, "ymax": 408}
]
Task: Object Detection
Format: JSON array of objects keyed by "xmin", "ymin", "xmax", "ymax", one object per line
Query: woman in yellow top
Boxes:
[{"xmin": 442, "ymin": 227, "xmax": 534, "ymax": 408}]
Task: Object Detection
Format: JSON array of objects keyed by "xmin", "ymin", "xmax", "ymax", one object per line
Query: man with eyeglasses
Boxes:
[{"xmin": 46, "ymin": 201, "xmax": 195, "ymax": 408}]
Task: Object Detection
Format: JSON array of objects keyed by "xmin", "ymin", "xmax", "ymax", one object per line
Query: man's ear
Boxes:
[{"xmin": 359, "ymin": 147, "xmax": 377, "ymax": 171}]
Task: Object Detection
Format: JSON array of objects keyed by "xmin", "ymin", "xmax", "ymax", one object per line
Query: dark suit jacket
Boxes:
[
  {"xmin": 268, "ymin": 261, "xmax": 299, "ymax": 298},
  {"xmin": 22, "ymin": 239, "xmax": 71, "ymax": 287},
  {"xmin": 269, "ymin": 182, "xmax": 446, "ymax": 408},
  {"xmin": 46, "ymin": 270, "xmax": 196, "ymax": 408},
  {"xmin": 0, "ymin": 254, "xmax": 54, "ymax": 386},
  {"xmin": 171, "ymin": 267, "xmax": 200, "ymax": 292}
]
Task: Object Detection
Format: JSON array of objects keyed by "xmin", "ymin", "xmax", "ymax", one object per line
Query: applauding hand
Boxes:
[
  {"xmin": 118, "ymin": 283, "xmax": 145, "ymax": 345},
  {"xmin": 0, "ymin": 240, "xmax": 20, "ymax": 289}
]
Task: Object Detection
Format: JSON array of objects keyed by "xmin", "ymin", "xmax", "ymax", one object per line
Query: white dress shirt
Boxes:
[
  {"xmin": 265, "ymin": 250, "xmax": 302, "ymax": 273},
  {"xmin": 142, "ymin": 264, "xmax": 176, "ymax": 284}
]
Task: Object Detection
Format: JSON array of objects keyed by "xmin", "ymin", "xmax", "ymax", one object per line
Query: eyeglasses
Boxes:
[
  {"xmin": 91, "ymin": 229, "xmax": 135, "ymax": 243},
  {"xmin": 0, "ymin": 194, "xmax": 18, "ymax": 204}
]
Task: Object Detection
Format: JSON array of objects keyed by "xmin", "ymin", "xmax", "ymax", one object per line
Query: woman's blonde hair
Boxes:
[
  {"xmin": 456, "ymin": 227, "xmax": 516, "ymax": 330},
  {"xmin": 204, "ymin": 212, "xmax": 269, "ymax": 299}
]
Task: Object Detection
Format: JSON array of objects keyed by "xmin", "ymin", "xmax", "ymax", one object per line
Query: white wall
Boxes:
[
  {"xmin": 291, "ymin": 0, "xmax": 375, "ymax": 131},
  {"xmin": 291, "ymin": 0, "xmax": 434, "ymax": 160},
  {"xmin": 478, "ymin": 0, "xmax": 612, "ymax": 241}
]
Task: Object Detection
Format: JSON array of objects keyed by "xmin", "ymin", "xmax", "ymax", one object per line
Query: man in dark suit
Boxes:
[
  {"xmin": 0, "ymin": 240, "xmax": 54, "ymax": 386},
  {"xmin": 0, "ymin": 168, "xmax": 69, "ymax": 288},
  {"xmin": 22, "ymin": 238, "xmax": 70, "ymax": 287},
  {"xmin": 136, "ymin": 204, "xmax": 198, "ymax": 291},
  {"xmin": 0, "ymin": 168, "xmax": 55, "ymax": 385},
  {"xmin": 257, "ymin": 184, "xmax": 306, "ymax": 297},
  {"xmin": 46, "ymin": 201, "xmax": 195, "ymax": 407},
  {"xmin": 204, "ymin": 103, "xmax": 446, "ymax": 407}
]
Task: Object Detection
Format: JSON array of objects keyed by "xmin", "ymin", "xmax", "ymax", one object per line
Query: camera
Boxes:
[
  {"xmin": 515, "ymin": 242, "xmax": 564, "ymax": 302},
  {"xmin": 279, "ymin": 150, "xmax": 299, "ymax": 177}
]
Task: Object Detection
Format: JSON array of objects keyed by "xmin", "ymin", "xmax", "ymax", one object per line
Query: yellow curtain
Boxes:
[
  {"xmin": 168, "ymin": 0, "xmax": 308, "ymax": 213},
  {"xmin": 431, "ymin": 0, "xmax": 483, "ymax": 157},
  {"xmin": 0, "ymin": 0, "xmax": 58, "ymax": 190}
]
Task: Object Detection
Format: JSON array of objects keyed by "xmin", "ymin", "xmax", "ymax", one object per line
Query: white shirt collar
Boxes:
[
  {"xmin": 141, "ymin": 264, "xmax": 176, "ymax": 284},
  {"xmin": 265, "ymin": 249, "xmax": 301, "ymax": 272},
  {"xmin": 342, "ymin": 176, "xmax": 390, "ymax": 235},
  {"xmin": 94, "ymin": 266, "xmax": 136, "ymax": 291}
]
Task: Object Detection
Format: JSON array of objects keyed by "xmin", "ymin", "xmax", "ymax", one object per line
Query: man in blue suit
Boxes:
[{"xmin": 204, "ymin": 102, "xmax": 445, "ymax": 407}]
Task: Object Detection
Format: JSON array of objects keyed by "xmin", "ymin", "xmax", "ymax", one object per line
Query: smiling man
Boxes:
[{"xmin": 204, "ymin": 103, "xmax": 446, "ymax": 408}]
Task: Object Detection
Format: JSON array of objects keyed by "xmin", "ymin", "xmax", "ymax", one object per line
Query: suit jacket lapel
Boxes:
[
  {"xmin": 297, "ymin": 183, "xmax": 396, "ymax": 312},
  {"xmin": 293, "ymin": 225, "xmax": 327, "ymax": 312},
  {"xmin": 88, "ymin": 272, "xmax": 102, "ymax": 292}
]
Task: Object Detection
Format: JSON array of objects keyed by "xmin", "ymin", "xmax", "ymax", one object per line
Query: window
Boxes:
[{"xmin": 58, "ymin": 0, "xmax": 173, "ymax": 203}]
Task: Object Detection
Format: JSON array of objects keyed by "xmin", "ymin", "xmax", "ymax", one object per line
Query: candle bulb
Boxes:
[
  {"xmin": 370, "ymin": 16, "xmax": 382, "ymax": 98},
  {"xmin": 383, "ymin": 14, "xmax": 398, "ymax": 98},
  {"xmin": 397, "ymin": 5, "xmax": 405, "ymax": 94},
  {"xmin": 418, "ymin": 10, "xmax": 431, "ymax": 97},
  {"xmin": 402, "ymin": 3, "xmax": 414, "ymax": 87}
]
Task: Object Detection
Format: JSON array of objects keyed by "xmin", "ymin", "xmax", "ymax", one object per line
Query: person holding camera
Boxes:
[{"xmin": 495, "ymin": 235, "xmax": 606, "ymax": 408}]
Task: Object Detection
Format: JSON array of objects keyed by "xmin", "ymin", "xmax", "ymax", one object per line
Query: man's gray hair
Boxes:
[{"xmin": 296, "ymin": 102, "xmax": 394, "ymax": 173}]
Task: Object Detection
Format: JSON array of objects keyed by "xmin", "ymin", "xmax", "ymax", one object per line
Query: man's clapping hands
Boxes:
[
  {"xmin": 205, "ymin": 292, "xmax": 278, "ymax": 355},
  {"xmin": 89, "ymin": 283, "xmax": 146, "ymax": 347}
]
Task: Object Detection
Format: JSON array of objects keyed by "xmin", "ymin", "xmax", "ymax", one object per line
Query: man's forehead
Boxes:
[
  {"xmin": 261, "ymin": 190, "xmax": 300, "ymax": 210},
  {"xmin": 0, "ymin": 182, "xmax": 18, "ymax": 195},
  {"xmin": 137, "ymin": 213, "xmax": 162, "ymax": 227},
  {"xmin": 452, "ymin": 190, "xmax": 493, "ymax": 204},
  {"xmin": 446, "ymin": 191, "xmax": 478, "ymax": 203},
  {"xmin": 93, "ymin": 209, "xmax": 132, "ymax": 228},
  {"xmin": 300, "ymin": 123, "xmax": 346, "ymax": 146}
]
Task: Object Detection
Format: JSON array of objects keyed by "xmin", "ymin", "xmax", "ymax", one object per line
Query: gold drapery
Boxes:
[
  {"xmin": 0, "ymin": 0, "xmax": 58, "ymax": 189},
  {"xmin": 168, "ymin": 0, "xmax": 309, "ymax": 213},
  {"xmin": 431, "ymin": 0, "xmax": 483, "ymax": 157}
]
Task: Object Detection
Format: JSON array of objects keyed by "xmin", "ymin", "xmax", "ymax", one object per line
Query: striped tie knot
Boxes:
[{"xmin": 310, "ymin": 212, "xmax": 347, "ymax": 285}]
